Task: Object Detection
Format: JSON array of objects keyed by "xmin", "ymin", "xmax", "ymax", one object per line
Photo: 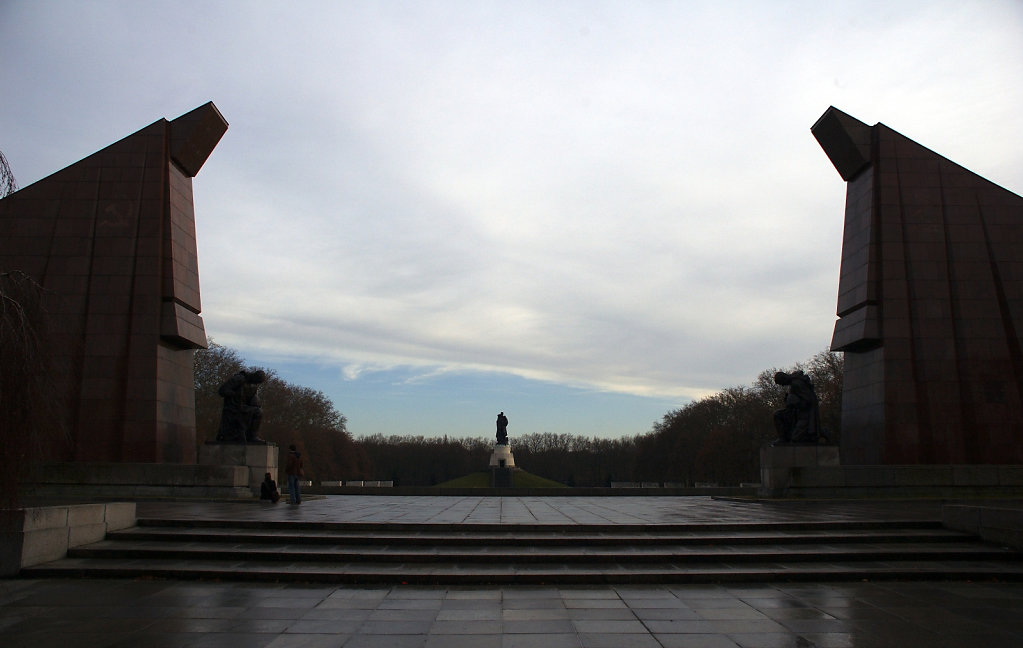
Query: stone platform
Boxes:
[
  {"xmin": 20, "ymin": 495, "xmax": 1023, "ymax": 584},
  {"xmin": 759, "ymin": 444, "xmax": 839, "ymax": 496},
  {"xmin": 0, "ymin": 502, "xmax": 135, "ymax": 576},
  {"xmin": 199, "ymin": 441, "xmax": 279, "ymax": 496},
  {"xmin": 9, "ymin": 496, "xmax": 1023, "ymax": 647},
  {"xmin": 19, "ymin": 443, "xmax": 278, "ymax": 501},
  {"xmin": 19, "ymin": 462, "xmax": 252, "ymax": 500},
  {"xmin": 759, "ymin": 445, "xmax": 1023, "ymax": 499}
]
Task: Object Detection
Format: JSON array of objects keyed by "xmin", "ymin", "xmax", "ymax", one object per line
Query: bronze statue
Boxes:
[
  {"xmin": 772, "ymin": 370, "xmax": 821, "ymax": 444},
  {"xmin": 215, "ymin": 369, "xmax": 267, "ymax": 443},
  {"xmin": 496, "ymin": 411, "xmax": 509, "ymax": 445}
]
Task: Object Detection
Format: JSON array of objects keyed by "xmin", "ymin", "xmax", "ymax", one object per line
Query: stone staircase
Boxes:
[{"xmin": 21, "ymin": 515, "xmax": 1023, "ymax": 584}]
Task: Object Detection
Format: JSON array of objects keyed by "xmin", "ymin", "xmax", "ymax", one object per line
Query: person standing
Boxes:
[{"xmin": 285, "ymin": 444, "xmax": 304, "ymax": 504}]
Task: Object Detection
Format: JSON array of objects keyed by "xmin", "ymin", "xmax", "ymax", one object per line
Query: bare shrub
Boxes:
[{"xmin": 0, "ymin": 272, "xmax": 70, "ymax": 508}]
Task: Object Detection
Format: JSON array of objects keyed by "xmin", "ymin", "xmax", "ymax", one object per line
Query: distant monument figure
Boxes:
[
  {"xmin": 496, "ymin": 412, "xmax": 509, "ymax": 445},
  {"xmin": 772, "ymin": 370, "xmax": 821, "ymax": 445},
  {"xmin": 490, "ymin": 411, "xmax": 516, "ymax": 485},
  {"xmin": 216, "ymin": 369, "xmax": 267, "ymax": 443}
]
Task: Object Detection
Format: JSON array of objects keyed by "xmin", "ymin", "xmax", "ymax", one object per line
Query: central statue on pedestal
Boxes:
[
  {"xmin": 490, "ymin": 410, "xmax": 516, "ymax": 483},
  {"xmin": 496, "ymin": 411, "xmax": 509, "ymax": 445}
]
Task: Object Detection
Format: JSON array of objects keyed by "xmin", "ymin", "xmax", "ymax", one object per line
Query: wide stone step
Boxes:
[
  {"xmin": 23, "ymin": 515, "xmax": 1023, "ymax": 584},
  {"xmin": 111, "ymin": 525, "xmax": 973, "ymax": 547},
  {"xmin": 134, "ymin": 517, "xmax": 946, "ymax": 533},
  {"xmin": 23, "ymin": 556, "xmax": 1023, "ymax": 584},
  {"xmin": 67, "ymin": 539, "xmax": 1015, "ymax": 564}
]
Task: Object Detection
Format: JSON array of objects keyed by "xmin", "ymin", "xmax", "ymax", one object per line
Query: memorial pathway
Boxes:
[
  {"xmin": 5, "ymin": 496, "xmax": 1023, "ymax": 647},
  {"xmin": 133, "ymin": 495, "xmax": 944, "ymax": 526}
]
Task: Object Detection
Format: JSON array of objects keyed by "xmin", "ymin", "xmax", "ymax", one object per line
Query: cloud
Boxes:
[{"xmin": 3, "ymin": 1, "xmax": 1023, "ymax": 435}]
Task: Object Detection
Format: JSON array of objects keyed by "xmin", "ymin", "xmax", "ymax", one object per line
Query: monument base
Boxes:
[
  {"xmin": 487, "ymin": 443, "xmax": 516, "ymax": 488},
  {"xmin": 199, "ymin": 442, "xmax": 279, "ymax": 497},
  {"xmin": 491, "ymin": 466, "xmax": 514, "ymax": 488},
  {"xmin": 760, "ymin": 444, "xmax": 1023, "ymax": 497},
  {"xmin": 20, "ymin": 462, "xmax": 252, "ymax": 500},
  {"xmin": 759, "ymin": 444, "xmax": 840, "ymax": 497},
  {"xmin": 488, "ymin": 443, "xmax": 516, "ymax": 468},
  {"xmin": 776, "ymin": 463, "xmax": 1023, "ymax": 498}
]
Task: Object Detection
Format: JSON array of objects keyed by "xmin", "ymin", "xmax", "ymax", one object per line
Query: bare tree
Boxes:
[
  {"xmin": 193, "ymin": 340, "xmax": 245, "ymax": 439},
  {"xmin": 1, "ymin": 149, "xmax": 17, "ymax": 197},
  {"xmin": 0, "ymin": 272, "xmax": 70, "ymax": 508},
  {"xmin": 649, "ymin": 349, "xmax": 843, "ymax": 486},
  {"xmin": 193, "ymin": 341, "xmax": 368, "ymax": 482}
]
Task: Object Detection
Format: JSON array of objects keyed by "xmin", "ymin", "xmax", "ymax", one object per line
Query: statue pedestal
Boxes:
[
  {"xmin": 199, "ymin": 442, "xmax": 279, "ymax": 497},
  {"xmin": 489, "ymin": 443, "xmax": 516, "ymax": 488},
  {"xmin": 19, "ymin": 463, "xmax": 251, "ymax": 500},
  {"xmin": 759, "ymin": 444, "xmax": 839, "ymax": 497},
  {"xmin": 491, "ymin": 466, "xmax": 514, "ymax": 488},
  {"xmin": 489, "ymin": 444, "xmax": 516, "ymax": 468}
]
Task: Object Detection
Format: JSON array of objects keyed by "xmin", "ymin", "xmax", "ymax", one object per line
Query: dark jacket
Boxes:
[
  {"xmin": 260, "ymin": 477, "xmax": 280, "ymax": 502},
  {"xmin": 285, "ymin": 450, "xmax": 304, "ymax": 477}
]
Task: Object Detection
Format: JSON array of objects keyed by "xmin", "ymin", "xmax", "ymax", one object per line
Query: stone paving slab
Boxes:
[
  {"xmin": 136, "ymin": 496, "xmax": 945, "ymax": 526},
  {"xmin": 7, "ymin": 497, "xmax": 1020, "ymax": 646},
  {"xmin": 3, "ymin": 578, "xmax": 1023, "ymax": 647}
]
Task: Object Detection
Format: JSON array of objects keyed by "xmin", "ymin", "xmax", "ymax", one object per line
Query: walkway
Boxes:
[
  {"xmin": 133, "ymin": 495, "xmax": 945, "ymax": 525},
  {"xmin": 4, "ymin": 496, "xmax": 1023, "ymax": 647}
]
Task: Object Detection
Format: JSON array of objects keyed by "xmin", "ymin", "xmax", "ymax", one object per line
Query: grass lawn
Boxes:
[{"xmin": 435, "ymin": 470, "xmax": 568, "ymax": 488}]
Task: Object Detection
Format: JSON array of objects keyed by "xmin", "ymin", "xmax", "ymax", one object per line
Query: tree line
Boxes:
[
  {"xmin": 634, "ymin": 350, "xmax": 843, "ymax": 487},
  {"xmin": 195, "ymin": 342, "xmax": 842, "ymax": 487},
  {"xmin": 194, "ymin": 342, "xmax": 371, "ymax": 483}
]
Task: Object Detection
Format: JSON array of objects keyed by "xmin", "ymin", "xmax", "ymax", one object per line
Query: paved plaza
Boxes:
[
  {"xmin": 6, "ymin": 577, "xmax": 1023, "ymax": 648},
  {"xmin": 3, "ymin": 496, "xmax": 1023, "ymax": 647},
  {"xmin": 130, "ymin": 494, "xmax": 947, "ymax": 526}
]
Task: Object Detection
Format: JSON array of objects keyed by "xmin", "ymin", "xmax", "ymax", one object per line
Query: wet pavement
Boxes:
[
  {"xmin": 132, "ymin": 495, "xmax": 946, "ymax": 526},
  {"xmin": 4, "ymin": 578, "xmax": 1023, "ymax": 647},
  {"xmin": 4, "ymin": 496, "xmax": 1023, "ymax": 647}
]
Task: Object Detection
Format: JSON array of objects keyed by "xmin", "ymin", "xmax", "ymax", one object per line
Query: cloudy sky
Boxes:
[{"xmin": 3, "ymin": 1, "xmax": 1022, "ymax": 441}]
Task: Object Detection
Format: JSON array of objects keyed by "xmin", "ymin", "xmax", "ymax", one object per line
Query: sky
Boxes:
[{"xmin": 3, "ymin": 1, "xmax": 1023, "ymax": 441}]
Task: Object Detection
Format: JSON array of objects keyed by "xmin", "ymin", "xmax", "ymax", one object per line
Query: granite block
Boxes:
[
  {"xmin": 0, "ymin": 103, "xmax": 225, "ymax": 464},
  {"xmin": 953, "ymin": 465, "xmax": 999, "ymax": 486},
  {"xmin": 998, "ymin": 466, "xmax": 1023, "ymax": 486},
  {"xmin": 894, "ymin": 466, "xmax": 953, "ymax": 486},
  {"xmin": 816, "ymin": 106, "xmax": 1023, "ymax": 465}
]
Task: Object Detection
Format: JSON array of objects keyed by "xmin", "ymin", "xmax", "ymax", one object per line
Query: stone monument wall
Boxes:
[
  {"xmin": 813, "ymin": 106, "xmax": 1023, "ymax": 465},
  {"xmin": 0, "ymin": 103, "xmax": 227, "ymax": 464}
]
